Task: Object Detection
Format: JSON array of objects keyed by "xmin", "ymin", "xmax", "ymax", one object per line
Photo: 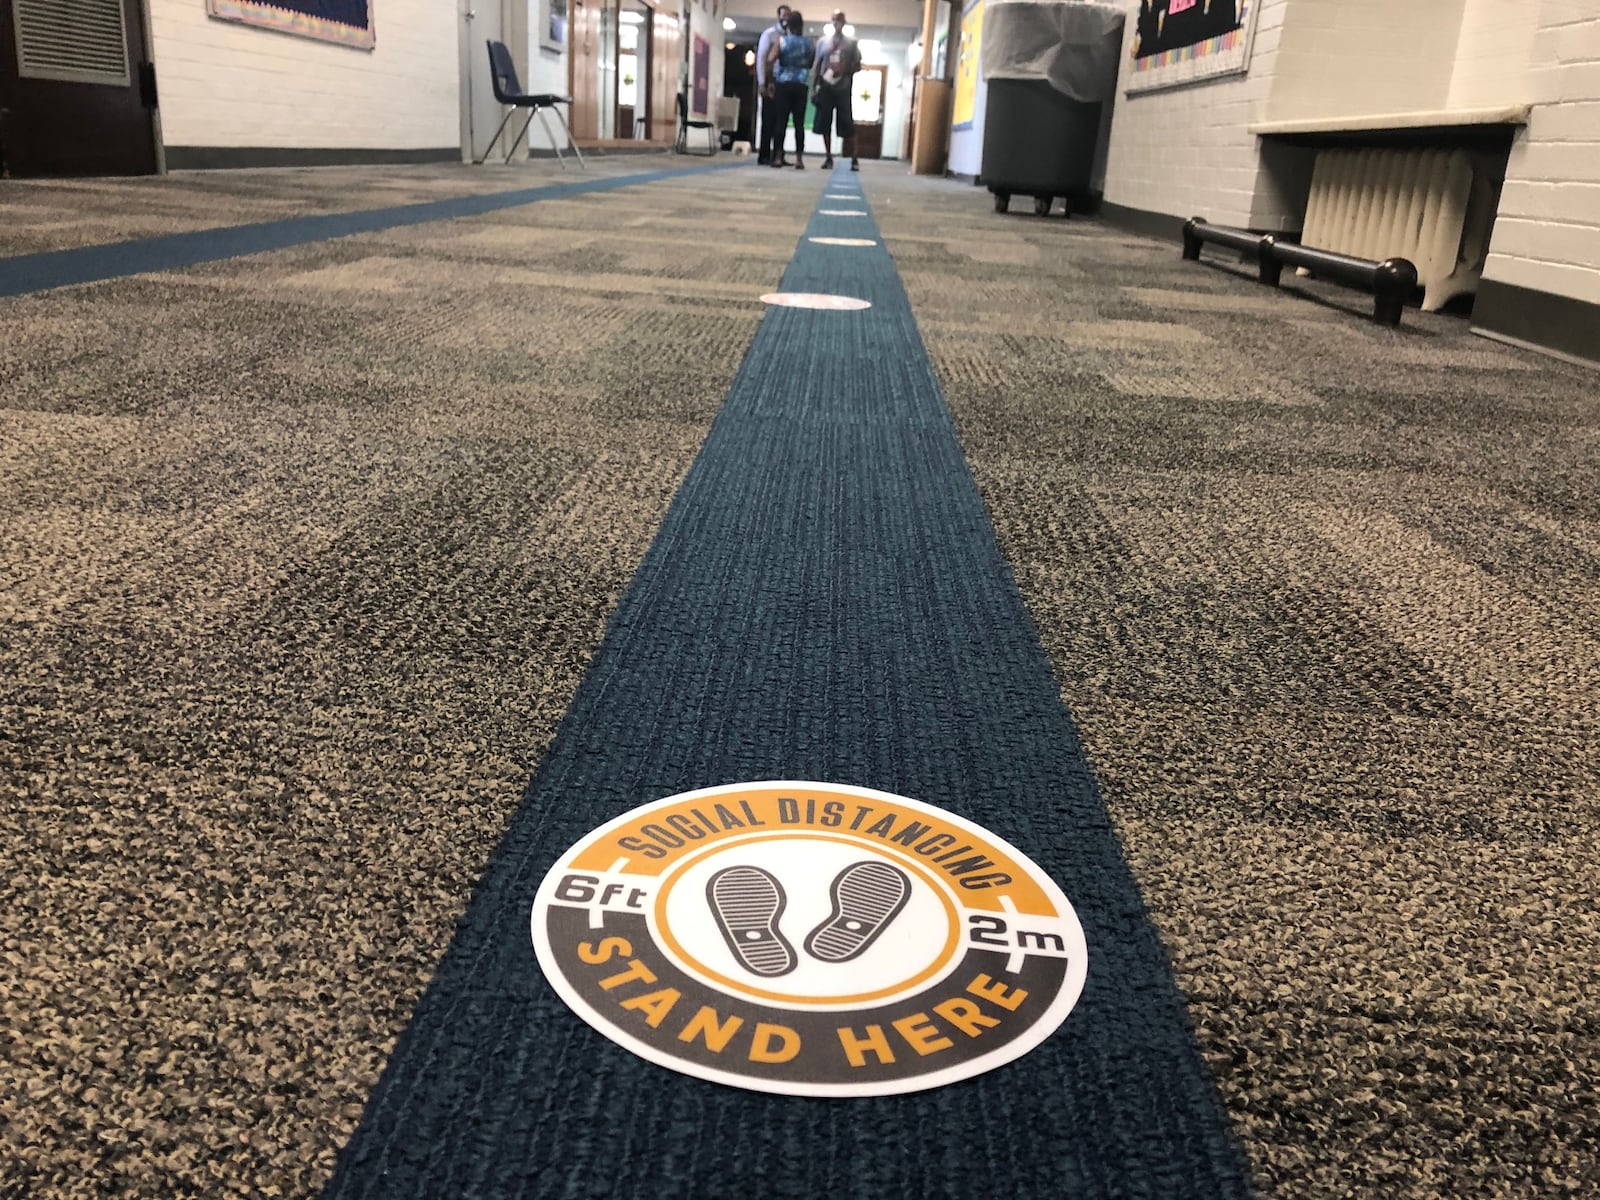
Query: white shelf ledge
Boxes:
[{"xmin": 1249, "ymin": 105, "xmax": 1531, "ymax": 136}]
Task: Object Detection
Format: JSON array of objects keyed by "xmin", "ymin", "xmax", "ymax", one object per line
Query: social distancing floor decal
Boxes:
[{"xmin": 531, "ymin": 782, "xmax": 1087, "ymax": 1097}]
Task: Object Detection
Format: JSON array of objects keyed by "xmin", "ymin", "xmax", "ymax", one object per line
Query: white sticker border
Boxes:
[{"xmin": 530, "ymin": 780, "xmax": 1089, "ymax": 1098}]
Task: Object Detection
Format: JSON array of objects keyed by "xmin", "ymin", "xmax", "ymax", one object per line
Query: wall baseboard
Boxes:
[
  {"xmin": 535, "ymin": 144, "xmax": 667, "ymax": 158},
  {"xmin": 1472, "ymin": 279, "xmax": 1600, "ymax": 370},
  {"xmin": 164, "ymin": 146, "xmax": 461, "ymax": 170},
  {"xmin": 1097, "ymin": 200, "xmax": 1192, "ymax": 244}
]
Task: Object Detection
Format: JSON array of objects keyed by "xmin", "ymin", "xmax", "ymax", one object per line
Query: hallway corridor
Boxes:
[{"xmin": 1, "ymin": 157, "xmax": 1596, "ymax": 1199}]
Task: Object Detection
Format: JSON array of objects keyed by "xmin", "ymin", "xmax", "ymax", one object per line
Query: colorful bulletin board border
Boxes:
[
  {"xmin": 206, "ymin": 0, "xmax": 376, "ymax": 50},
  {"xmin": 1126, "ymin": 0, "xmax": 1257, "ymax": 95},
  {"xmin": 952, "ymin": 0, "xmax": 984, "ymax": 131}
]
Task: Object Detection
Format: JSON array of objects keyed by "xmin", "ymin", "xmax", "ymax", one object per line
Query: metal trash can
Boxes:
[{"xmin": 980, "ymin": 0, "xmax": 1124, "ymax": 217}]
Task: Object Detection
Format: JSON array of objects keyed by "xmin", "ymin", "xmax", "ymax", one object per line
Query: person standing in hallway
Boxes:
[
  {"xmin": 767, "ymin": 10, "xmax": 813, "ymax": 169},
  {"xmin": 755, "ymin": 4, "xmax": 791, "ymax": 165},
  {"xmin": 811, "ymin": 9, "xmax": 861, "ymax": 170}
]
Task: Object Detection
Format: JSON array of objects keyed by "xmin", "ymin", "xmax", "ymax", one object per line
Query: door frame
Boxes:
[
  {"xmin": 0, "ymin": 0, "xmax": 164, "ymax": 176},
  {"xmin": 852, "ymin": 63, "xmax": 887, "ymax": 160}
]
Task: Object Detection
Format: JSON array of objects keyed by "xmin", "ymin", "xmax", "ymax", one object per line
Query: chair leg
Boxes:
[
  {"xmin": 546, "ymin": 104, "xmax": 585, "ymax": 169},
  {"xmin": 535, "ymin": 108, "xmax": 567, "ymax": 170},
  {"xmin": 504, "ymin": 110, "xmax": 537, "ymax": 164},
  {"xmin": 473, "ymin": 106, "xmax": 516, "ymax": 166}
]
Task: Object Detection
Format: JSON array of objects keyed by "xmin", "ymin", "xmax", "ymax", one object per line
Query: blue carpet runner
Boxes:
[
  {"xmin": 323, "ymin": 173, "xmax": 1254, "ymax": 1199},
  {"xmin": 0, "ymin": 161, "xmax": 740, "ymax": 298}
]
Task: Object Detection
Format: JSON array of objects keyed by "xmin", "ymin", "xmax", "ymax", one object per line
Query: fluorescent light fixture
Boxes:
[
  {"xmin": 822, "ymin": 21, "xmax": 835, "ymax": 35},
  {"xmin": 723, "ymin": 16, "xmax": 736, "ymax": 30},
  {"xmin": 842, "ymin": 23, "xmax": 855, "ymax": 36}
]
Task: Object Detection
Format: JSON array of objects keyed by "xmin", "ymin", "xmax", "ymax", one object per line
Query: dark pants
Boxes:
[
  {"xmin": 758, "ymin": 89, "xmax": 780, "ymax": 163},
  {"xmin": 776, "ymin": 82, "xmax": 808, "ymax": 159}
]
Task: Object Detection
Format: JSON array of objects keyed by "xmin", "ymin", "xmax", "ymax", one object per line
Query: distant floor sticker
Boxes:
[
  {"xmin": 808, "ymin": 237, "xmax": 878, "ymax": 247},
  {"xmin": 759, "ymin": 292, "xmax": 872, "ymax": 310},
  {"xmin": 530, "ymin": 781, "xmax": 1088, "ymax": 1097}
]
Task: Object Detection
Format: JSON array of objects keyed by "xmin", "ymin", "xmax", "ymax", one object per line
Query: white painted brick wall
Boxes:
[
  {"xmin": 1102, "ymin": 0, "xmax": 1296, "ymax": 229},
  {"xmin": 149, "ymin": 0, "xmax": 460, "ymax": 150},
  {"xmin": 1269, "ymin": 0, "xmax": 1461, "ymax": 123},
  {"xmin": 1484, "ymin": 0, "xmax": 1600, "ymax": 306},
  {"xmin": 1449, "ymin": 0, "xmax": 1540, "ymax": 109}
]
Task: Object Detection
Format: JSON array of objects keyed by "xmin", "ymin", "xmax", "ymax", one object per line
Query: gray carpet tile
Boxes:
[
  {"xmin": 870, "ymin": 170, "xmax": 1600, "ymax": 1199},
  {"xmin": 0, "ymin": 157, "xmax": 675, "ymax": 257},
  {"xmin": 1, "ymin": 163, "xmax": 828, "ymax": 1198},
  {"xmin": 4, "ymin": 159, "xmax": 1598, "ymax": 1198}
]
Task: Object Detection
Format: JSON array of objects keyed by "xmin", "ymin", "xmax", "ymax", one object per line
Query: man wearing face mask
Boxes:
[{"xmin": 755, "ymin": 3, "xmax": 792, "ymax": 165}]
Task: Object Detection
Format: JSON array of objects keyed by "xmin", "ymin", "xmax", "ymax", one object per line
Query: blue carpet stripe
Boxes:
[
  {"xmin": 323, "ymin": 172, "xmax": 1254, "ymax": 1199},
  {"xmin": 0, "ymin": 161, "xmax": 742, "ymax": 298}
]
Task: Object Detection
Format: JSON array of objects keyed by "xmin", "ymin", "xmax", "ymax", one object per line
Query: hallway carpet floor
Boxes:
[{"xmin": 1, "ymin": 159, "xmax": 1596, "ymax": 1199}]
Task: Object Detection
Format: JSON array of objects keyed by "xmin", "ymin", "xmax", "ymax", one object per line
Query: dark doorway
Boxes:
[
  {"xmin": 852, "ymin": 63, "xmax": 886, "ymax": 160},
  {"xmin": 723, "ymin": 41, "xmax": 756, "ymax": 146},
  {"xmin": 0, "ymin": 0, "xmax": 161, "ymax": 176}
]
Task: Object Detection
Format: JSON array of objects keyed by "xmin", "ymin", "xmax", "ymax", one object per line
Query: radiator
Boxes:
[{"xmin": 1299, "ymin": 147, "xmax": 1499, "ymax": 313}]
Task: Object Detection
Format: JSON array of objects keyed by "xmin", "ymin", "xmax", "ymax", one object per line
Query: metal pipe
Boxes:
[{"xmin": 1182, "ymin": 216, "xmax": 1419, "ymax": 327}]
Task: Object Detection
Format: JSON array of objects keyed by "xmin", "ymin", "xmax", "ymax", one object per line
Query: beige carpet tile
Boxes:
[
  {"xmin": 0, "ymin": 156, "xmax": 681, "ymax": 257},
  {"xmin": 0, "ymin": 164, "xmax": 825, "ymax": 1199},
  {"xmin": 871, "ymin": 170, "xmax": 1600, "ymax": 1200}
]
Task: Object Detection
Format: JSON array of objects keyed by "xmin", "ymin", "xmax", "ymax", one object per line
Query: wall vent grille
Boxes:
[{"xmin": 13, "ymin": 0, "xmax": 131, "ymax": 87}]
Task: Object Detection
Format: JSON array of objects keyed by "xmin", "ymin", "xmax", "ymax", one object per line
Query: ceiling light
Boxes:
[
  {"xmin": 744, "ymin": 49, "xmax": 755, "ymax": 65},
  {"xmin": 822, "ymin": 21, "xmax": 835, "ymax": 36},
  {"xmin": 723, "ymin": 16, "xmax": 736, "ymax": 30},
  {"xmin": 842, "ymin": 23, "xmax": 855, "ymax": 36}
]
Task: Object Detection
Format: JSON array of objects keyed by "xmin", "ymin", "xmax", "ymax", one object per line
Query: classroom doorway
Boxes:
[
  {"xmin": 0, "ymin": 0, "xmax": 161, "ymax": 176},
  {"xmin": 570, "ymin": 0, "xmax": 672, "ymax": 142},
  {"xmin": 852, "ymin": 64, "xmax": 887, "ymax": 160}
]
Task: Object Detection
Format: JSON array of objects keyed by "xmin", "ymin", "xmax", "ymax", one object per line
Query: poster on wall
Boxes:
[
  {"xmin": 952, "ymin": 0, "xmax": 984, "ymax": 130},
  {"xmin": 692, "ymin": 34, "xmax": 711, "ymax": 116},
  {"xmin": 206, "ymin": 0, "xmax": 375, "ymax": 49},
  {"xmin": 541, "ymin": 0, "xmax": 568, "ymax": 53},
  {"xmin": 1126, "ymin": 0, "xmax": 1258, "ymax": 94}
]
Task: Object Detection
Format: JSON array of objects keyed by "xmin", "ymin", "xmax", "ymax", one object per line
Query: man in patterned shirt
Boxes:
[{"xmin": 810, "ymin": 9, "xmax": 862, "ymax": 170}]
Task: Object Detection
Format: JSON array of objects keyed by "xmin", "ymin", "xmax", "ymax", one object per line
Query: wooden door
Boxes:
[
  {"xmin": 0, "ymin": 0, "xmax": 160, "ymax": 176},
  {"xmin": 851, "ymin": 64, "xmax": 887, "ymax": 160},
  {"xmin": 568, "ymin": 0, "xmax": 602, "ymax": 139},
  {"xmin": 648, "ymin": 7, "xmax": 681, "ymax": 144}
]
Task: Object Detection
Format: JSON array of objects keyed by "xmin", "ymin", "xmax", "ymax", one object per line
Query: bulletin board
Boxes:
[
  {"xmin": 206, "ymin": 0, "xmax": 375, "ymax": 49},
  {"xmin": 952, "ymin": 0, "xmax": 985, "ymax": 131},
  {"xmin": 1126, "ymin": 0, "xmax": 1258, "ymax": 94},
  {"xmin": 693, "ymin": 34, "xmax": 711, "ymax": 116}
]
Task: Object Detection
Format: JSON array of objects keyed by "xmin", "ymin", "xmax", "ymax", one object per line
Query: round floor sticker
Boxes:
[
  {"xmin": 758, "ymin": 293, "xmax": 871, "ymax": 310},
  {"xmin": 531, "ymin": 781, "xmax": 1088, "ymax": 1097}
]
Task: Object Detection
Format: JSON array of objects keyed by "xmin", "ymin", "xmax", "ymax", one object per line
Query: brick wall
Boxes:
[
  {"xmin": 1448, "ymin": 0, "xmax": 1540, "ymax": 110},
  {"xmin": 1483, "ymin": 0, "xmax": 1600, "ymax": 307},
  {"xmin": 1101, "ymin": 0, "xmax": 1296, "ymax": 229},
  {"xmin": 1267, "ymin": 0, "xmax": 1460, "ymax": 123},
  {"xmin": 149, "ymin": 0, "xmax": 460, "ymax": 151}
]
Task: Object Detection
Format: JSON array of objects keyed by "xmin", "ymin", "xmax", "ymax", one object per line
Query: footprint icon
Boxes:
[
  {"xmin": 706, "ymin": 865, "xmax": 797, "ymax": 978},
  {"xmin": 803, "ymin": 861, "xmax": 912, "ymax": 963}
]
